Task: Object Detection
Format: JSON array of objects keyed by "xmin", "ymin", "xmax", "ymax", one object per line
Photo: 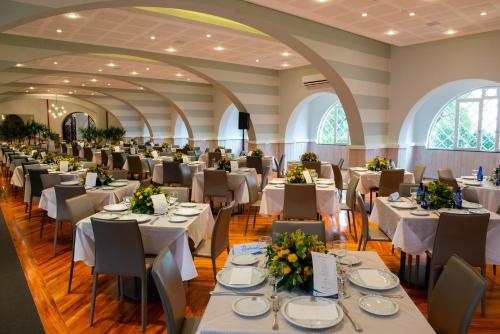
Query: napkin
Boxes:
[
  {"xmin": 60, "ymin": 160, "xmax": 69, "ymax": 172},
  {"xmin": 182, "ymin": 155, "xmax": 190, "ymax": 163},
  {"xmin": 303, "ymin": 170, "xmax": 313, "ymax": 183},
  {"xmin": 152, "ymin": 150, "xmax": 159, "ymax": 159},
  {"xmin": 229, "ymin": 267, "xmax": 253, "ymax": 285},
  {"xmin": 230, "ymin": 161, "xmax": 239, "ymax": 172},
  {"xmin": 358, "ymin": 269, "xmax": 387, "ymax": 288},
  {"xmin": 41, "ymin": 151, "xmax": 47, "ymax": 158},
  {"xmin": 233, "ymin": 242, "xmax": 265, "ymax": 255},
  {"xmin": 85, "ymin": 172, "xmax": 97, "ymax": 187},
  {"xmin": 151, "ymin": 194, "xmax": 168, "ymax": 214},
  {"xmin": 287, "ymin": 302, "xmax": 338, "ymax": 321},
  {"xmin": 388, "ymin": 192, "xmax": 400, "ymax": 202}
]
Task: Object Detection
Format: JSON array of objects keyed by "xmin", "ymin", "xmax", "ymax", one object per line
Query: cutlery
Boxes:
[
  {"xmin": 272, "ymin": 296, "xmax": 280, "ymax": 330},
  {"xmin": 359, "ymin": 291, "xmax": 404, "ymax": 299},
  {"xmin": 149, "ymin": 217, "xmax": 160, "ymax": 225},
  {"xmin": 339, "ymin": 301, "xmax": 362, "ymax": 332},
  {"xmin": 209, "ymin": 291, "xmax": 264, "ymax": 296}
]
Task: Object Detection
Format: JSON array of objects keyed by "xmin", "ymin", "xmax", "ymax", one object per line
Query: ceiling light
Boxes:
[
  {"xmin": 139, "ymin": 87, "xmax": 144, "ymax": 90},
  {"xmin": 213, "ymin": 46, "xmax": 225, "ymax": 51},
  {"xmin": 186, "ymin": 78, "xmax": 191, "ymax": 81},
  {"xmin": 175, "ymin": 73, "xmax": 184, "ymax": 77},
  {"xmin": 165, "ymin": 47, "xmax": 177, "ymax": 53},
  {"xmin": 480, "ymin": 12, "xmax": 487, "ymax": 16},
  {"xmin": 384, "ymin": 30, "xmax": 399, "ymax": 36},
  {"xmin": 149, "ymin": 35, "xmax": 156, "ymax": 40},
  {"xmin": 97, "ymin": 68, "xmax": 102, "ymax": 72},
  {"xmin": 56, "ymin": 28, "xmax": 62, "ymax": 33},
  {"xmin": 81, "ymin": 83, "xmax": 86, "ymax": 86},
  {"xmin": 106, "ymin": 62, "xmax": 116, "ymax": 67},
  {"xmin": 29, "ymin": 86, "xmax": 34, "ymax": 90},
  {"xmin": 91, "ymin": 78, "xmax": 98, "ymax": 82},
  {"xmin": 51, "ymin": 104, "xmax": 55, "ymax": 107},
  {"xmin": 131, "ymin": 71, "xmax": 139, "ymax": 75},
  {"xmin": 281, "ymin": 63, "xmax": 289, "ymax": 68},
  {"xmin": 444, "ymin": 29, "xmax": 457, "ymax": 35},
  {"xmin": 315, "ymin": 0, "xmax": 329, "ymax": 3},
  {"xmin": 64, "ymin": 12, "xmax": 80, "ymax": 19},
  {"xmin": 281, "ymin": 51, "xmax": 291, "ymax": 57},
  {"xmin": 361, "ymin": 12, "xmax": 368, "ymax": 17},
  {"xmin": 409, "ymin": 12, "xmax": 416, "ymax": 17},
  {"xmin": 91, "ymin": 92, "xmax": 95, "ymax": 95},
  {"xmin": 25, "ymin": 90, "xmax": 29, "ymax": 93},
  {"xmin": 206, "ymin": 34, "xmax": 212, "ymax": 38},
  {"xmin": 145, "ymin": 67, "xmax": 150, "ymax": 71},
  {"xmin": 53, "ymin": 61, "xmax": 58, "ymax": 65},
  {"xmin": 63, "ymin": 79, "xmax": 70, "ymax": 83},
  {"xmin": 107, "ymin": 83, "xmax": 111, "ymax": 86},
  {"xmin": 15, "ymin": 63, "xmax": 23, "ymax": 67},
  {"xmin": 58, "ymin": 112, "xmax": 63, "ymax": 116},
  {"xmin": 255, "ymin": 59, "xmax": 260, "ymax": 63}
]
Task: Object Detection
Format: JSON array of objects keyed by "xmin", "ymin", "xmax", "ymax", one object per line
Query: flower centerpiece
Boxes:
[
  {"xmin": 42, "ymin": 152, "xmax": 58, "ymax": 164},
  {"xmin": 266, "ymin": 229, "xmax": 327, "ymax": 291},
  {"xmin": 161, "ymin": 142, "xmax": 170, "ymax": 149},
  {"xmin": 144, "ymin": 148, "xmax": 154, "ymax": 158},
  {"xmin": 172, "ymin": 152, "xmax": 184, "ymax": 163},
  {"xmin": 130, "ymin": 185, "xmax": 170, "ymax": 214},
  {"xmin": 183, "ymin": 143, "xmax": 194, "ymax": 152},
  {"xmin": 491, "ymin": 165, "xmax": 500, "ymax": 186},
  {"xmin": 130, "ymin": 138, "xmax": 138, "ymax": 146},
  {"xmin": 109, "ymin": 144, "xmax": 117, "ymax": 152},
  {"xmin": 21, "ymin": 145, "xmax": 33, "ymax": 156},
  {"xmin": 300, "ymin": 152, "xmax": 318, "ymax": 162},
  {"xmin": 217, "ymin": 157, "xmax": 232, "ymax": 171},
  {"xmin": 286, "ymin": 165, "xmax": 306, "ymax": 183},
  {"xmin": 366, "ymin": 156, "xmax": 388, "ymax": 171},
  {"xmin": 54, "ymin": 157, "xmax": 81, "ymax": 171},
  {"xmin": 427, "ymin": 181, "xmax": 454, "ymax": 209},
  {"xmin": 88, "ymin": 166, "xmax": 114, "ymax": 186},
  {"xmin": 251, "ymin": 148, "xmax": 263, "ymax": 158},
  {"xmin": 214, "ymin": 145, "xmax": 225, "ymax": 153}
]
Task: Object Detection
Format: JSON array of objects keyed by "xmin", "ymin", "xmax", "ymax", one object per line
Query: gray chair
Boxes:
[
  {"xmin": 108, "ymin": 169, "xmax": 128, "ymax": 180},
  {"xmin": 193, "ymin": 202, "xmax": 234, "ymax": 280},
  {"xmin": 283, "ymin": 184, "xmax": 317, "ymax": 220},
  {"xmin": 160, "ymin": 186, "xmax": 190, "ymax": 203},
  {"xmin": 413, "ymin": 163, "xmax": 426, "ymax": 184},
  {"xmin": 437, "ymin": 168, "xmax": 454, "ymax": 179},
  {"xmin": 65, "ymin": 194, "xmax": 95, "ymax": 293},
  {"xmin": 272, "ymin": 220, "xmax": 325, "ymax": 243},
  {"xmin": 53, "ymin": 185, "xmax": 86, "ymax": 256},
  {"xmin": 246, "ymin": 156, "xmax": 263, "ymax": 175},
  {"xmin": 39, "ymin": 173, "xmax": 62, "ymax": 237},
  {"xmin": 341, "ymin": 175, "xmax": 360, "ymax": 241},
  {"xmin": 127, "ymin": 155, "xmax": 145, "ymax": 180},
  {"xmin": 438, "ymin": 177, "xmax": 458, "ymax": 192},
  {"xmin": 89, "ymin": 217, "xmax": 152, "ymax": 331},
  {"xmin": 398, "ymin": 183, "xmax": 417, "ymax": 197},
  {"xmin": 27, "ymin": 168, "xmax": 48, "ymax": 222},
  {"xmin": 61, "ymin": 143, "xmax": 68, "ymax": 155},
  {"xmin": 83, "ymin": 147, "xmax": 93, "ymax": 162},
  {"xmin": 370, "ymin": 169, "xmax": 405, "ymax": 211},
  {"xmin": 244, "ymin": 174, "xmax": 261, "ymax": 235},
  {"xmin": 151, "ymin": 248, "xmax": 201, "ymax": 334},
  {"xmin": 355, "ymin": 193, "xmax": 391, "ymax": 251},
  {"xmin": 303, "ymin": 161, "xmax": 321, "ymax": 176},
  {"xmin": 428, "ymin": 254, "xmax": 487, "ymax": 334},
  {"xmin": 332, "ymin": 164, "xmax": 347, "ymax": 202},
  {"xmin": 100, "ymin": 149, "xmax": 109, "ymax": 168},
  {"xmin": 162, "ymin": 161, "xmax": 183, "ymax": 185},
  {"xmin": 426, "ymin": 212, "xmax": 490, "ymax": 317},
  {"xmin": 337, "ymin": 158, "xmax": 345, "ymax": 170},
  {"xmin": 112, "ymin": 152, "xmax": 127, "ymax": 170},
  {"xmin": 462, "ymin": 186, "xmax": 479, "ymax": 203},
  {"xmin": 203, "ymin": 169, "xmax": 233, "ymax": 210},
  {"xmin": 207, "ymin": 152, "xmax": 222, "ymax": 168}
]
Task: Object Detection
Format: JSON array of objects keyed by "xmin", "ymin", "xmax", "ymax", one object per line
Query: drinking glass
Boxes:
[
  {"xmin": 270, "ymin": 262, "xmax": 284, "ymax": 296},
  {"xmin": 410, "ymin": 186, "xmax": 419, "ymax": 202},
  {"xmin": 332, "ymin": 240, "xmax": 347, "ymax": 259},
  {"xmin": 169, "ymin": 191, "xmax": 178, "ymax": 205}
]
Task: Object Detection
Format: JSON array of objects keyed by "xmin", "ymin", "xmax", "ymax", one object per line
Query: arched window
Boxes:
[
  {"xmin": 428, "ymin": 87, "xmax": 500, "ymax": 152},
  {"xmin": 62, "ymin": 112, "xmax": 95, "ymax": 142},
  {"xmin": 317, "ymin": 102, "xmax": 349, "ymax": 145}
]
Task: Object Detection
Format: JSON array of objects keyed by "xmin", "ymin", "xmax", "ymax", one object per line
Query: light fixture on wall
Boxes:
[{"xmin": 48, "ymin": 95, "xmax": 67, "ymax": 119}]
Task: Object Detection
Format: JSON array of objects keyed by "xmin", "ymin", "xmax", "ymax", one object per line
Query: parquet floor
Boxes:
[{"xmin": 1, "ymin": 173, "xmax": 499, "ymax": 333}]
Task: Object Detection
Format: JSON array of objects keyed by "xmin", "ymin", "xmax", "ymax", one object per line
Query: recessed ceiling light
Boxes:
[
  {"xmin": 315, "ymin": 0, "xmax": 329, "ymax": 3},
  {"xmin": 68, "ymin": 91, "xmax": 73, "ymax": 95},
  {"xmin": 444, "ymin": 29, "xmax": 457, "ymax": 35},
  {"xmin": 213, "ymin": 46, "xmax": 225, "ymax": 51},
  {"xmin": 130, "ymin": 71, "xmax": 139, "ymax": 75},
  {"xmin": 480, "ymin": 12, "xmax": 487, "ymax": 16},
  {"xmin": 107, "ymin": 83, "xmax": 111, "ymax": 86},
  {"xmin": 206, "ymin": 34, "xmax": 212, "ymax": 38},
  {"xmin": 384, "ymin": 30, "xmax": 399, "ymax": 36},
  {"xmin": 281, "ymin": 51, "xmax": 291, "ymax": 57},
  {"xmin": 29, "ymin": 86, "xmax": 34, "ymax": 90},
  {"xmin": 106, "ymin": 62, "xmax": 116, "ymax": 67},
  {"xmin": 81, "ymin": 83, "xmax": 86, "ymax": 86},
  {"xmin": 91, "ymin": 92, "xmax": 95, "ymax": 95},
  {"xmin": 90, "ymin": 78, "xmax": 98, "ymax": 82},
  {"xmin": 361, "ymin": 12, "xmax": 368, "ymax": 17},
  {"xmin": 255, "ymin": 59, "xmax": 260, "ymax": 63},
  {"xmin": 139, "ymin": 86, "xmax": 144, "ymax": 90},
  {"xmin": 149, "ymin": 35, "xmax": 156, "ymax": 40},
  {"xmin": 186, "ymin": 78, "xmax": 191, "ymax": 81},
  {"xmin": 175, "ymin": 73, "xmax": 184, "ymax": 77},
  {"xmin": 53, "ymin": 61, "xmax": 58, "ymax": 65},
  {"xmin": 15, "ymin": 63, "xmax": 23, "ymax": 67},
  {"xmin": 409, "ymin": 12, "xmax": 416, "ymax": 17},
  {"xmin": 281, "ymin": 63, "xmax": 289, "ymax": 67},
  {"xmin": 165, "ymin": 47, "xmax": 177, "ymax": 53},
  {"xmin": 25, "ymin": 90, "xmax": 29, "ymax": 93},
  {"xmin": 56, "ymin": 28, "xmax": 62, "ymax": 33},
  {"xmin": 145, "ymin": 67, "xmax": 150, "ymax": 71},
  {"xmin": 63, "ymin": 79, "xmax": 70, "ymax": 83},
  {"xmin": 64, "ymin": 12, "xmax": 80, "ymax": 19},
  {"xmin": 97, "ymin": 68, "xmax": 102, "ymax": 72}
]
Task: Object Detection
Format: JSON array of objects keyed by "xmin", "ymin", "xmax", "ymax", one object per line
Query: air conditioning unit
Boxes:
[{"xmin": 302, "ymin": 74, "xmax": 328, "ymax": 87}]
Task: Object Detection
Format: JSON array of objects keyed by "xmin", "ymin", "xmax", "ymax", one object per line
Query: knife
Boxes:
[{"xmin": 209, "ymin": 291, "xmax": 264, "ymax": 296}]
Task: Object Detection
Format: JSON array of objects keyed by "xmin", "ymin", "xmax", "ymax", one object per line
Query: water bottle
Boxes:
[
  {"xmin": 496, "ymin": 167, "xmax": 500, "ymax": 186},
  {"xmin": 416, "ymin": 183, "xmax": 424, "ymax": 204},
  {"xmin": 421, "ymin": 187, "xmax": 429, "ymax": 209},
  {"xmin": 454, "ymin": 187, "xmax": 463, "ymax": 209},
  {"xmin": 388, "ymin": 159, "xmax": 394, "ymax": 169},
  {"xmin": 477, "ymin": 166, "xmax": 483, "ymax": 181}
]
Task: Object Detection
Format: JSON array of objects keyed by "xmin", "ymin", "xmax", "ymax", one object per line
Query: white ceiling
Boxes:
[
  {"xmin": 16, "ymin": 74, "xmax": 141, "ymax": 91},
  {"xmin": 13, "ymin": 86, "xmax": 104, "ymax": 96},
  {"xmin": 246, "ymin": 0, "xmax": 500, "ymax": 46}
]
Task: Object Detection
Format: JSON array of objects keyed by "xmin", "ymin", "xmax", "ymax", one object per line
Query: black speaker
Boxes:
[{"xmin": 238, "ymin": 112, "xmax": 249, "ymax": 130}]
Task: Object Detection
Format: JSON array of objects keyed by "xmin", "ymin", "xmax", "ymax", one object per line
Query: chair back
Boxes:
[
  {"xmin": 151, "ymin": 248, "xmax": 187, "ymax": 334},
  {"xmin": 211, "ymin": 202, "xmax": 234, "ymax": 257},
  {"xmin": 272, "ymin": 221, "xmax": 325, "ymax": 243},
  {"xmin": 162, "ymin": 161, "xmax": 183, "ymax": 184},
  {"xmin": 27, "ymin": 168, "xmax": 49, "ymax": 197},
  {"xmin": 303, "ymin": 161, "xmax": 321, "ymax": 176},
  {"xmin": 61, "ymin": 143, "xmax": 68, "ymax": 155},
  {"xmin": 337, "ymin": 158, "xmax": 345, "ymax": 170},
  {"xmin": 246, "ymin": 156, "xmax": 263, "ymax": 175},
  {"xmin": 81, "ymin": 161, "xmax": 97, "ymax": 169},
  {"xmin": 414, "ymin": 164, "xmax": 426, "ymax": 184},
  {"xmin": 179, "ymin": 164, "xmax": 192, "ymax": 187},
  {"xmin": 283, "ymin": 184, "xmax": 317, "ymax": 220},
  {"xmin": 40, "ymin": 173, "xmax": 61, "ymax": 189},
  {"xmin": 90, "ymin": 218, "xmax": 146, "ymax": 276},
  {"xmin": 345, "ymin": 175, "xmax": 360, "ymax": 209},
  {"xmin": 428, "ymin": 254, "xmax": 487, "ymax": 334},
  {"xmin": 112, "ymin": 152, "xmax": 126, "ymax": 169},
  {"xmin": 160, "ymin": 187, "xmax": 190, "ymax": 203},
  {"xmin": 84, "ymin": 147, "xmax": 93, "ymax": 162},
  {"xmin": 378, "ymin": 169, "xmax": 405, "ymax": 196},
  {"xmin": 127, "ymin": 155, "xmax": 143, "ymax": 174},
  {"xmin": 437, "ymin": 168, "xmax": 454, "ymax": 179},
  {"xmin": 278, "ymin": 154, "xmax": 286, "ymax": 177},
  {"xmin": 462, "ymin": 186, "xmax": 479, "ymax": 203},
  {"xmin": 109, "ymin": 169, "xmax": 128, "ymax": 180},
  {"xmin": 203, "ymin": 169, "xmax": 229, "ymax": 197},
  {"xmin": 438, "ymin": 177, "xmax": 458, "ymax": 192},
  {"xmin": 355, "ymin": 193, "xmax": 370, "ymax": 240},
  {"xmin": 244, "ymin": 173, "xmax": 259, "ymax": 205},
  {"xmin": 21, "ymin": 161, "xmax": 39, "ymax": 175},
  {"xmin": 398, "ymin": 183, "xmax": 417, "ymax": 197},
  {"xmin": 65, "ymin": 194, "xmax": 95, "ymax": 227},
  {"xmin": 54, "ymin": 185, "xmax": 86, "ymax": 221},
  {"xmin": 101, "ymin": 150, "xmax": 109, "ymax": 167},
  {"xmin": 72, "ymin": 145, "xmax": 80, "ymax": 158},
  {"xmin": 332, "ymin": 164, "xmax": 343, "ymax": 190},
  {"xmin": 207, "ymin": 152, "xmax": 221, "ymax": 167}
]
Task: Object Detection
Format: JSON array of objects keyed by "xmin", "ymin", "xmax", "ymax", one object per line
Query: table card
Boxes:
[
  {"xmin": 60, "ymin": 160, "xmax": 69, "ymax": 172},
  {"xmin": 312, "ymin": 252, "xmax": 338, "ymax": 298},
  {"xmin": 85, "ymin": 172, "xmax": 97, "ymax": 187},
  {"xmin": 172, "ymin": 148, "xmax": 177, "ymax": 153},
  {"xmin": 113, "ymin": 146, "xmax": 121, "ymax": 152},
  {"xmin": 151, "ymin": 194, "xmax": 168, "ymax": 214},
  {"xmin": 220, "ymin": 149, "xmax": 225, "ymax": 154},
  {"xmin": 182, "ymin": 155, "xmax": 190, "ymax": 163},
  {"xmin": 152, "ymin": 150, "xmax": 159, "ymax": 159},
  {"xmin": 303, "ymin": 170, "xmax": 313, "ymax": 184},
  {"xmin": 130, "ymin": 147, "xmax": 136, "ymax": 155},
  {"xmin": 233, "ymin": 242, "xmax": 266, "ymax": 255},
  {"xmin": 230, "ymin": 161, "xmax": 239, "ymax": 172}
]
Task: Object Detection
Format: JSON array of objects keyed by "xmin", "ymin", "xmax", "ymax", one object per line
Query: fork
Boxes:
[
  {"xmin": 359, "ymin": 291, "xmax": 404, "ymax": 298},
  {"xmin": 272, "ymin": 296, "xmax": 280, "ymax": 330}
]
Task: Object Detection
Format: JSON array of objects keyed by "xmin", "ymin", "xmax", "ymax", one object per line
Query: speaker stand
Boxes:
[{"xmin": 240, "ymin": 129, "xmax": 246, "ymax": 156}]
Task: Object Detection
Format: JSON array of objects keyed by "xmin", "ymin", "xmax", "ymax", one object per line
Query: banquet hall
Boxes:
[{"xmin": 0, "ymin": 0, "xmax": 499, "ymax": 333}]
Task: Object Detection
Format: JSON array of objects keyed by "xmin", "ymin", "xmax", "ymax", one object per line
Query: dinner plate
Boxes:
[
  {"xmin": 61, "ymin": 180, "xmax": 79, "ymax": 186},
  {"xmin": 93, "ymin": 212, "xmax": 119, "ymax": 220},
  {"xmin": 462, "ymin": 180, "xmax": 482, "ymax": 186},
  {"xmin": 351, "ymin": 167, "xmax": 368, "ymax": 171},
  {"xmin": 390, "ymin": 202, "xmax": 417, "ymax": 210},
  {"xmin": 328, "ymin": 253, "xmax": 361, "ymax": 266},
  {"xmin": 109, "ymin": 181, "xmax": 128, "ymax": 187},
  {"xmin": 460, "ymin": 175, "xmax": 477, "ymax": 180},
  {"xmin": 232, "ymin": 297, "xmax": 270, "ymax": 317},
  {"xmin": 231, "ymin": 254, "xmax": 259, "ymax": 266},
  {"xmin": 269, "ymin": 178, "xmax": 286, "ymax": 184},
  {"xmin": 272, "ymin": 184, "xmax": 285, "ymax": 188},
  {"xmin": 410, "ymin": 209, "xmax": 430, "ymax": 216},
  {"xmin": 438, "ymin": 208, "xmax": 469, "ymax": 215},
  {"xmin": 348, "ymin": 268, "xmax": 400, "ymax": 290},
  {"xmin": 216, "ymin": 267, "xmax": 266, "ymax": 289},
  {"xmin": 101, "ymin": 186, "xmax": 114, "ymax": 190},
  {"xmin": 462, "ymin": 201, "xmax": 482, "ymax": 209},
  {"xmin": 281, "ymin": 296, "xmax": 344, "ymax": 329},
  {"xmin": 169, "ymin": 216, "xmax": 188, "ymax": 223},
  {"xmin": 315, "ymin": 179, "xmax": 334, "ymax": 185},
  {"xmin": 175, "ymin": 208, "xmax": 200, "ymax": 216},
  {"xmin": 118, "ymin": 214, "xmax": 150, "ymax": 224},
  {"xmin": 180, "ymin": 202, "xmax": 197, "ymax": 208},
  {"xmin": 359, "ymin": 295, "xmax": 399, "ymax": 316},
  {"xmin": 316, "ymin": 184, "xmax": 329, "ymax": 188},
  {"xmin": 103, "ymin": 203, "xmax": 128, "ymax": 212}
]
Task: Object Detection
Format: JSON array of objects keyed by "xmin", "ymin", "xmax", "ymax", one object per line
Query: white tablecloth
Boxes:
[
  {"xmin": 39, "ymin": 180, "xmax": 140, "ymax": 219},
  {"xmin": 153, "ymin": 161, "xmax": 207, "ymax": 184},
  {"xmin": 371, "ymin": 197, "xmax": 500, "ymax": 264},
  {"xmin": 287, "ymin": 161, "xmax": 334, "ymax": 179},
  {"xmin": 191, "ymin": 168, "xmax": 257, "ymax": 204},
  {"xmin": 197, "ymin": 250, "xmax": 435, "ymax": 334},
  {"xmin": 123, "ymin": 156, "xmax": 152, "ymax": 173},
  {"xmin": 237, "ymin": 156, "xmax": 273, "ymax": 176},
  {"xmin": 259, "ymin": 183, "xmax": 340, "ymax": 217},
  {"xmin": 74, "ymin": 203, "xmax": 214, "ymax": 281},
  {"xmin": 349, "ymin": 169, "xmax": 415, "ymax": 194},
  {"xmin": 457, "ymin": 179, "xmax": 500, "ymax": 213}
]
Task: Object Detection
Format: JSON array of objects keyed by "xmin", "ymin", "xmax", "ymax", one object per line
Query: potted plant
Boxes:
[
  {"xmin": 173, "ymin": 152, "xmax": 183, "ymax": 163},
  {"xmin": 251, "ymin": 148, "xmax": 263, "ymax": 158},
  {"xmin": 427, "ymin": 181, "xmax": 454, "ymax": 209}
]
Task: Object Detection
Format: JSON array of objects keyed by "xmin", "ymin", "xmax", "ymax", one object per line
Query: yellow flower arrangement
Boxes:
[
  {"xmin": 54, "ymin": 157, "xmax": 81, "ymax": 171},
  {"xmin": 286, "ymin": 165, "xmax": 306, "ymax": 183},
  {"xmin": 300, "ymin": 152, "xmax": 318, "ymax": 162},
  {"xmin": 217, "ymin": 157, "xmax": 232, "ymax": 171},
  {"xmin": 366, "ymin": 156, "xmax": 388, "ymax": 171},
  {"xmin": 130, "ymin": 185, "xmax": 170, "ymax": 214},
  {"xmin": 173, "ymin": 152, "xmax": 184, "ymax": 163}
]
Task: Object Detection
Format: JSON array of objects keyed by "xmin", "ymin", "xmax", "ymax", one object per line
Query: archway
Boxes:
[
  {"xmin": 218, "ymin": 104, "xmax": 248, "ymax": 153},
  {"xmin": 62, "ymin": 112, "xmax": 95, "ymax": 142},
  {"xmin": 173, "ymin": 115, "xmax": 189, "ymax": 147}
]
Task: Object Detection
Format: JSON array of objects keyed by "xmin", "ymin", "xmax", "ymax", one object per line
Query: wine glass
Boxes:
[
  {"xmin": 270, "ymin": 262, "xmax": 284, "ymax": 297},
  {"xmin": 332, "ymin": 240, "xmax": 347, "ymax": 259},
  {"xmin": 169, "ymin": 191, "xmax": 178, "ymax": 205},
  {"xmin": 410, "ymin": 186, "xmax": 419, "ymax": 202}
]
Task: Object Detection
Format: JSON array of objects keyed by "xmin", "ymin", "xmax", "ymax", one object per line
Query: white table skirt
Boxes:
[
  {"xmin": 259, "ymin": 184, "xmax": 340, "ymax": 217},
  {"xmin": 74, "ymin": 203, "xmax": 214, "ymax": 281},
  {"xmin": 349, "ymin": 169, "xmax": 415, "ymax": 194},
  {"xmin": 153, "ymin": 161, "xmax": 207, "ymax": 184},
  {"xmin": 123, "ymin": 156, "xmax": 151, "ymax": 173},
  {"xmin": 371, "ymin": 197, "xmax": 500, "ymax": 264},
  {"xmin": 287, "ymin": 161, "xmax": 334, "ymax": 179},
  {"xmin": 191, "ymin": 169, "xmax": 257, "ymax": 204},
  {"xmin": 197, "ymin": 250, "xmax": 435, "ymax": 334},
  {"xmin": 39, "ymin": 180, "xmax": 140, "ymax": 219},
  {"xmin": 237, "ymin": 156, "xmax": 273, "ymax": 176},
  {"xmin": 458, "ymin": 180, "xmax": 500, "ymax": 212}
]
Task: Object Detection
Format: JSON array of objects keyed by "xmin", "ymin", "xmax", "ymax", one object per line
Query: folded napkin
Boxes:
[
  {"xmin": 233, "ymin": 242, "xmax": 265, "ymax": 255},
  {"xmin": 287, "ymin": 302, "xmax": 338, "ymax": 321},
  {"xmin": 358, "ymin": 269, "xmax": 387, "ymax": 288},
  {"xmin": 229, "ymin": 267, "xmax": 253, "ymax": 285},
  {"xmin": 388, "ymin": 192, "xmax": 400, "ymax": 202}
]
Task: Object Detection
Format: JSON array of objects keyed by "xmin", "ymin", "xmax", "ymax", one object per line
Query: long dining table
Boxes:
[
  {"xmin": 457, "ymin": 178, "xmax": 500, "ymax": 212},
  {"xmin": 287, "ymin": 161, "xmax": 334, "ymax": 179},
  {"xmin": 152, "ymin": 160, "xmax": 207, "ymax": 184},
  {"xmin": 348, "ymin": 167, "xmax": 415, "ymax": 194}
]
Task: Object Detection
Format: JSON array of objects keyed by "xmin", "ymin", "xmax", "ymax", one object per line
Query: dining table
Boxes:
[
  {"xmin": 197, "ymin": 250, "xmax": 435, "ymax": 334},
  {"xmin": 370, "ymin": 197, "xmax": 500, "ymax": 265},
  {"xmin": 287, "ymin": 161, "xmax": 334, "ymax": 179},
  {"xmin": 348, "ymin": 167, "xmax": 415, "ymax": 194},
  {"xmin": 74, "ymin": 202, "xmax": 214, "ymax": 281},
  {"xmin": 38, "ymin": 180, "xmax": 140, "ymax": 219},
  {"xmin": 237, "ymin": 156, "xmax": 274, "ymax": 176},
  {"xmin": 457, "ymin": 177, "xmax": 500, "ymax": 212},
  {"xmin": 152, "ymin": 160, "xmax": 207, "ymax": 184}
]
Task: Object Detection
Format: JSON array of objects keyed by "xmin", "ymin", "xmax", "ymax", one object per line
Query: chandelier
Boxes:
[{"xmin": 48, "ymin": 95, "xmax": 67, "ymax": 119}]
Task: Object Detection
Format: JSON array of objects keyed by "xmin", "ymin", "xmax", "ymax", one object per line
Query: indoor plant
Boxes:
[
  {"xmin": 251, "ymin": 148, "xmax": 263, "ymax": 158},
  {"xmin": 173, "ymin": 152, "xmax": 184, "ymax": 163},
  {"xmin": 217, "ymin": 156, "xmax": 231, "ymax": 171}
]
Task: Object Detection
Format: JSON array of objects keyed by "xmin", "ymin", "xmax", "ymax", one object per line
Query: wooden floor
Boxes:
[{"xmin": 2, "ymin": 173, "xmax": 499, "ymax": 334}]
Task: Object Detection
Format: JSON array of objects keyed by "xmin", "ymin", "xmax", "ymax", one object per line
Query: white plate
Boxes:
[
  {"xmin": 351, "ymin": 167, "xmax": 368, "ymax": 171},
  {"xmin": 410, "ymin": 209, "xmax": 430, "ymax": 216},
  {"xmin": 315, "ymin": 179, "xmax": 334, "ymax": 185},
  {"xmin": 390, "ymin": 202, "xmax": 417, "ymax": 210},
  {"xmin": 273, "ymin": 184, "xmax": 285, "ymax": 188},
  {"xmin": 118, "ymin": 214, "xmax": 150, "ymax": 224},
  {"xmin": 216, "ymin": 267, "xmax": 266, "ymax": 289},
  {"xmin": 329, "ymin": 253, "xmax": 361, "ymax": 266},
  {"xmin": 93, "ymin": 212, "xmax": 119, "ymax": 220},
  {"xmin": 101, "ymin": 186, "xmax": 115, "ymax": 190},
  {"xmin": 438, "ymin": 208, "xmax": 469, "ymax": 215},
  {"xmin": 316, "ymin": 184, "xmax": 329, "ymax": 188},
  {"xmin": 61, "ymin": 180, "xmax": 79, "ymax": 186},
  {"xmin": 109, "ymin": 181, "xmax": 128, "ymax": 187},
  {"xmin": 462, "ymin": 180, "xmax": 482, "ymax": 186},
  {"xmin": 175, "ymin": 208, "xmax": 200, "ymax": 217},
  {"xmin": 180, "ymin": 202, "xmax": 197, "ymax": 208},
  {"xmin": 103, "ymin": 203, "xmax": 128, "ymax": 212},
  {"xmin": 269, "ymin": 178, "xmax": 286, "ymax": 184},
  {"xmin": 359, "ymin": 295, "xmax": 399, "ymax": 316},
  {"xmin": 460, "ymin": 175, "xmax": 476, "ymax": 180},
  {"xmin": 169, "ymin": 216, "xmax": 188, "ymax": 223},
  {"xmin": 348, "ymin": 268, "xmax": 400, "ymax": 291},
  {"xmin": 232, "ymin": 297, "xmax": 270, "ymax": 317},
  {"xmin": 462, "ymin": 201, "xmax": 482, "ymax": 209},
  {"xmin": 281, "ymin": 296, "xmax": 344, "ymax": 330},
  {"xmin": 231, "ymin": 254, "xmax": 259, "ymax": 266}
]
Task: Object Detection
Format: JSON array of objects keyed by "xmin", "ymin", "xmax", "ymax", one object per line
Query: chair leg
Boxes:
[
  {"xmin": 415, "ymin": 255, "xmax": 420, "ymax": 288},
  {"xmin": 53, "ymin": 220, "xmax": 60, "ymax": 257},
  {"xmin": 369, "ymin": 191, "xmax": 373, "ymax": 212},
  {"xmin": 351, "ymin": 210, "xmax": 358, "ymax": 242},
  {"xmin": 480, "ymin": 265, "xmax": 486, "ymax": 317},
  {"xmin": 40, "ymin": 212, "xmax": 46, "ymax": 238},
  {"xmin": 253, "ymin": 206, "xmax": 257, "ymax": 229},
  {"xmin": 141, "ymin": 277, "xmax": 147, "ymax": 332},
  {"xmin": 494, "ymin": 265, "xmax": 496, "ymax": 275},
  {"xmin": 68, "ymin": 228, "xmax": 76, "ymax": 293},
  {"xmin": 391, "ymin": 245, "xmax": 395, "ymax": 254},
  {"xmin": 25, "ymin": 202, "xmax": 28, "ymax": 213},
  {"xmin": 89, "ymin": 272, "xmax": 99, "ymax": 326},
  {"xmin": 28, "ymin": 197, "xmax": 33, "ymax": 222},
  {"xmin": 362, "ymin": 238, "xmax": 368, "ymax": 251},
  {"xmin": 211, "ymin": 258, "xmax": 217, "ymax": 282},
  {"xmin": 346, "ymin": 210, "xmax": 352, "ymax": 234},
  {"xmin": 407, "ymin": 255, "xmax": 413, "ymax": 287},
  {"xmin": 244, "ymin": 205, "xmax": 250, "ymax": 236},
  {"xmin": 357, "ymin": 234, "xmax": 363, "ymax": 251}
]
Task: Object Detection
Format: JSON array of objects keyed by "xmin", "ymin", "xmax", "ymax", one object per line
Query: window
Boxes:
[
  {"xmin": 428, "ymin": 87, "xmax": 500, "ymax": 152},
  {"xmin": 317, "ymin": 102, "xmax": 349, "ymax": 144}
]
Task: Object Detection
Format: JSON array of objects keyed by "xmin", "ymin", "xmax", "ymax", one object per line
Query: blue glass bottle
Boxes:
[
  {"xmin": 454, "ymin": 187, "xmax": 463, "ymax": 209},
  {"xmin": 496, "ymin": 167, "xmax": 500, "ymax": 186},
  {"xmin": 477, "ymin": 166, "xmax": 483, "ymax": 182},
  {"xmin": 421, "ymin": 187, "xmax": 429, "ymax": 209},
  {"xmin": 416, "ymin": 183, "xmax": 424, "ymax": 204}
]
